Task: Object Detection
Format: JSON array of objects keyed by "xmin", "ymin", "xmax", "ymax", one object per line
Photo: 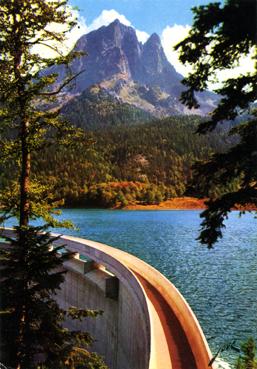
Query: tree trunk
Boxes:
[
  {"xmin": 15, "ymin": 117, "xmax": 31, "ymax": 369},
  {"xmin": 19, "ymin": 119, "xmax": 30, "ymax": 228},
  {"xmin": 12, "ymin": 11, "xmax": 31, "ymax": 366}
]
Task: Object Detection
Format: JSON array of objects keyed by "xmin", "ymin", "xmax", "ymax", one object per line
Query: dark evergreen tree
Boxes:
[
  {"xmin": 235, "ymin": 338, "xmax": 257, "ymax": 369},
  {"xmin": 0, "ymin": 226, "xmax": 106, "ymax": 369},
  {"xmin": 0, "ymin": 1, "xmax": 107, "ymax": 368},
  {"xmin": 175, "ymin": 0, "xmax": 257, "ymax": 247},
  {"xmin": 25, "ymin": 115, "xmax": 226, "ymax": 208}
]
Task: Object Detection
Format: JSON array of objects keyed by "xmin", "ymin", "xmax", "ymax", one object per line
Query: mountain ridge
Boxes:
[{"xmin": 54, "ymin": 19, "xmax": 218, "ymax": 124}]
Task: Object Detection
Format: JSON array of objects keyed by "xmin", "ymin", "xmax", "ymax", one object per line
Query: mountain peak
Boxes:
[
  {"xmin": 146, "ymin": 33, "xmax": 161, "ymax": 45},
  {"xmin": 49, "ymin": 19, "xmax": 216, "ymax": 118},
  {"xmin": 70, "ymin": 21, "xmax": 182, "ymax": 96},
  {"xmin": 111, "ymin": 18, "xmax": 121, "ymax": 26},
  {"xmin": 107, "ymin": 18, "xmax": 133, "ymax": 33}
]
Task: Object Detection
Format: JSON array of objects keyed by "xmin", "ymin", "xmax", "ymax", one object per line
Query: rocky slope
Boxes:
[{"xmin": 53, "ymin": 19, "xmax": 217, "ymax": 121}]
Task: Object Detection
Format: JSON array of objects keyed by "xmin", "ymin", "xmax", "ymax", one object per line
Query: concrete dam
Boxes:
[{"xmin": 1, "ymin": 230, "xmax": 215, "ymax": 369}]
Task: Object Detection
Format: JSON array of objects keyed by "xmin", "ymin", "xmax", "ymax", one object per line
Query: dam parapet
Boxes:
[{"xmin": 0, "ymin": 229, "xmax": 215, "ymax": 369}]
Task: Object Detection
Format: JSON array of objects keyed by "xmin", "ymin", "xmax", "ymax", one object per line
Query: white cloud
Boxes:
[
  {"xmin": 67, "ymin": 9, "xmax": 88, "ymax": 49},
  {"xmin": 160, "ymin": 23, "xmax": 255, "ymax": 90},
  {"xmin": 86, "ymin": 9, "xmax": 149, "ymax": 44},
  {"xmin": 32, "ymin": 8, "xmax": 149, "ymax": 58},
  {"xmin": 161, "ymin": 24, "xmax": 191, "ymax": 77},
  {"xmin": 87, "ymin": 9, "xmax": 131, "ymax": 31},
  {"xmin": 210, "ymin": 49, "xmax": 255, "ymax": 90},
  {"xmin": 31, "ymin": 6, "xmax": 88, "ymax": 58},
  {"xmin": 33, "ymin": 7, "xmax": 255, "ymax": 88},
  {"xmin": 135, "ymin": 30, "xmax": 150, "ymax": 44}
]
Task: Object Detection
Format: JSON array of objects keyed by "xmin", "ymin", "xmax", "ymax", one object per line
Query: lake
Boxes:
[{"xmin": 5, "ymin": 209, "xmax": 257, "ymax": 367}]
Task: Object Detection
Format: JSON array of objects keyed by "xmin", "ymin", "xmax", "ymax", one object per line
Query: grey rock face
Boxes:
[
  {"xmin": 68, "ymin": 19, "xmax": 183, "ymax": 94},
  {"xmin": 52, "ymin": 19, "xmax": 217, "ymax": 117}
]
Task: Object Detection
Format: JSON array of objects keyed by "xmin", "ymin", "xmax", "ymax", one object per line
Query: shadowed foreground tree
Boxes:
[
  {"xmin": 236, "ymin": 338, "xmax": 257, "ymax": 369},
  {"xmin": 0, "ymin": 226, "xmax": 106, "ymax": 369},
  {"xmin": 175, "ymin": 0, "xmax": 257, "ymax": 247},
  {"xmin": 0, "ymin": 1, "xmax": 107, "ymax": 368}
]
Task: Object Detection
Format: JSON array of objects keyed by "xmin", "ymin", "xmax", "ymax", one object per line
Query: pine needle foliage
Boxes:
[
  {"xmin": 0, "ymin": 0, "xmax": 84, "ymax": 227},
  {"xmin": 0, "ymin": 1, "xmax": 107, "ymax": 368},
  {"xmin": 175, "ymin": 0, "xmax": 257, "ymax": 247},
  {"xmin": 236, "ymin": 338, "xmax": 257, "ymax": 369},
  {"xmin": 0, "ymin": 226, "xmax": 107, "ymax": 369}
]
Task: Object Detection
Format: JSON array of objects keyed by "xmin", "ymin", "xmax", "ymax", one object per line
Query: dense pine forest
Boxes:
[
  {"xmin": 0, "ymin": 115, "xmax": 232, "ymax": 208},
  {"xmin": 61, "ymin": 85, "xmax": 153, "ymax": 129},
  {"xmin": 0, "ymin": 115, "xmax": 230, "ymax": 208}
]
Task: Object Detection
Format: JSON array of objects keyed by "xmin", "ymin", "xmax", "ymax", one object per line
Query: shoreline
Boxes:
[
  {"xmin": 61, "ymin": 197, "xmax": 256, "ymax": 211},
  {"xmin": 123, "ymin": 197, "xmax": 257, "ymax": 211},
  {"xmin": 123, "ymin": 197, "xmax": 207, "ymax": 210}
]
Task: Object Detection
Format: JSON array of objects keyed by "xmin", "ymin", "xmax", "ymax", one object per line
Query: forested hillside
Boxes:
[
  {"xmin": 15, "ymin": 115, "xmax": 229, "ymax": 208},
  {"xmin": 0, "ymin": 18, "xmax": 225, "ymax": 210},
  {"xmin": 0, "ymin": 115, "xmax": 231, "ymax": 208},
  {"xmin": 61, "ymin": 85, "xmax": 153, "ymax": 129}
]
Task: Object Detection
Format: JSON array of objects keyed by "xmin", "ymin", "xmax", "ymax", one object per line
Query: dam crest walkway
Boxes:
[{"xmin": 1, "ymin": 230, "xmax": 215, "ymax": 369}]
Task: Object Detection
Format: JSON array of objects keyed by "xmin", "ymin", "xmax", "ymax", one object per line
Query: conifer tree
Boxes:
[
  {"xmin": 175, "ymin": 0, "xmax": 257, "ymax": 247},
  {"xmin": 235, "ymin": 338, "xmax": 257, "ymax": 369},
  {"xmin": 0, "ymin": 1, "xmax": 107, "ymax": 368}
]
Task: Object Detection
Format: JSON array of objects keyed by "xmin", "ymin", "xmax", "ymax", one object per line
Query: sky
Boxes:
[
  {"xmin": 65, "ymin": 0, "xmax": 216, "ymax": 76},
  {"xmin": 60, "ymin": 0, "xmax": 253, "ymax": 81},
  {"xmin": 69, "ymin": 0, "xmax": 214, "ymax": 35}
]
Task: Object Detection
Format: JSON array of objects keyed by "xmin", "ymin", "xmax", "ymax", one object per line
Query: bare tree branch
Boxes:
[{"xmin": 39, "ymin": 69, "xmax": 86, "ymax": 96}]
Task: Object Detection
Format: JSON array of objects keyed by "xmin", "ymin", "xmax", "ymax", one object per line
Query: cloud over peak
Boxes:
[
  {"xmin": 36, "ymin": 6, "xmax": 255, "ymax": 88},
  {"xmin": 86, "ymin": 9, "xmax": 150, "ymax": 44},
  {"xmin": 161, "ymin": 24, "xmax": 191, "ymax": 76}
]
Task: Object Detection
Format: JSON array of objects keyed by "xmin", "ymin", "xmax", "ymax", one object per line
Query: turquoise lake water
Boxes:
[{"xmin": 5, "ymin": 209, "xmax": 257, "ymax": 366}]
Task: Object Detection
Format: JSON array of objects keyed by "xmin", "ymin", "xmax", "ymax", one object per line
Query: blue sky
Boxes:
[
  {"xmin": 67, "ymin": 0, "xmax": 223, "ymax": 76},
  {"xmin": 65, "ymin": 0, "xmax": 254, "ymax": 81},
  {"xmin": 69, "ymin": 0, "xmax": 215, "ymax": 34}
]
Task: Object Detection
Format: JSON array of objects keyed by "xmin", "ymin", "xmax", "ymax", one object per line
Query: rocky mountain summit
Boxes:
[
  {"xmin": 55, "ymin": 19, "xmax": 217, "ymax": 123},
  {"xmin": 70, "ymin": 20, "xmax": 182, "ymax": 94}
]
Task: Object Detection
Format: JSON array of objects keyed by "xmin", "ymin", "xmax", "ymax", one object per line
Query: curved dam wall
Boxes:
[
  {"xmin": 0, "ymin": 230, "xmax": 215, "ymax": 369},
  {"xmin": 55, "ymin": 256, "xmax": 150, "ymax": 369}
]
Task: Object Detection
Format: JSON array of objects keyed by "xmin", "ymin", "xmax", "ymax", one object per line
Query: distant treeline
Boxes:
[{"xmin": 1, "ymin": 115, "xmax": 232, "ymax": 207}]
